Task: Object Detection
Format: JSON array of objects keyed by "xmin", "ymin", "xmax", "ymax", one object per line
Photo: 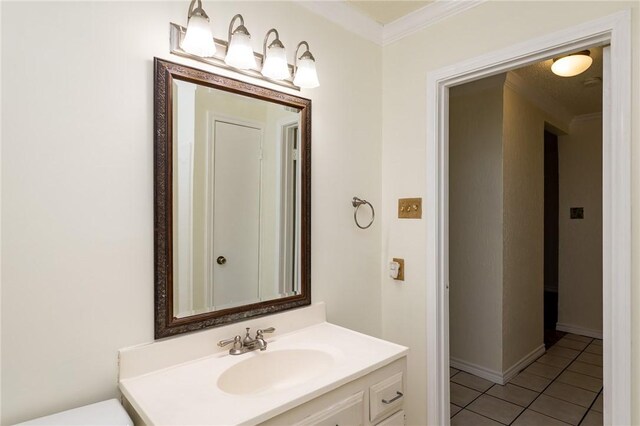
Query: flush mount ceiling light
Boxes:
[
  {"xmin": 551, "ymin": 50, "xmax": 593, "ymax": 77},
  {"xmin": 293, "ymin": 42, "xmax": 320, "ymax": 89},
  {"xmin": 224, "ymin": 14, "xmax": 257, "ymax": 70},
  {"xmin": 181, "ymin": 0, "xmax": 216, "ymax": 57},
  {"xmin": 262, "ymin": 29, "xmax": 290, "ymax": 81}
]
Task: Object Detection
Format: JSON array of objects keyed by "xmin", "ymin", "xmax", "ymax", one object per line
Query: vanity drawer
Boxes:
[
  {"xmin": 376, "ymin": 410, "xmax": 405, "ymax": 426},
  {"xmin": 369, "ymin": 372, "xmax": 404, "ymax": 423},
  {"xmin": 294, "ymin": 391, "xmax": 364, "ymax": 426}
]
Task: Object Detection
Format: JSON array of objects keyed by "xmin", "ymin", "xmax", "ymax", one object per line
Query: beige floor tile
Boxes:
[
  {"xmin": 451, "ymin": 409, "xmax": 503, "ymax": 426},
  {"xmin": 592, "ymin": 393, "xmax": 603, "ymax": 413},
  {"xmin": 563, "ymin": 334, "xmax": 593, "ymax": 343},
  {"xmin": 577, "ymin": 352, "xmax": 603, "ymax": 367},
  {"xmin": 451, "ymin": 371, "xmax": 494, "ymax": 392},
  {"xmin": 591, "ymin": 339, "xmax": 602, "ymax": 346},
  {"xmin": 487, "ymin": 383, "xmax": 539, "ymax": 407},
  {"xmin": 547, "ymin": 345, "xmax": 581, "ymax": 359},
  {"xmin": 584, "ymin": 344, "xmax": 603, "ymax": 355},
  {"xmin": 543, "ymin": 381, "xmax": 597, "ymax": 408},
  {"xmin": 450, "ymin": 382, "xmax": 481, "ymax": 407},
  {"xmin": 509, "ymin": 371, "xmax": 552, "ymax": 392},
  {"xmin": 525, "ymin": 361, "xmax": 564, "ymax": 379},
  {"xmin": 450, "ymin": 403, "xmax": 462, "ymax": 417},
  {"xmin": 450, "ymin": 367, "xmax": 460, "ymax": 377},
  {"xmin": 512, "ymin": 409, "xmax": 571, "ymax": 426},
  {"xmin": 529, "ymin": 394, "xmax": 587, "ymax": 425},
  {"xmin": 567, "ymin": 361, "xmax": 603, "ymax": 379},
  {"xmin": 580, "ymin": 410, "xmax": 603, "ymax": 426},
  {"xmin": 556, "ymin": 338, "xmax": 589, "ymax": 351},
  {"xmin": 536, "ymin": 354, "xmax": 573, "ymax": 369},
  {"xmin": 467, "ymin": 394, "xmax": 524, "ymax": 424},
  {"xmin": 557, "ymin": 371, "xmax": 602, "ymax": 393}
]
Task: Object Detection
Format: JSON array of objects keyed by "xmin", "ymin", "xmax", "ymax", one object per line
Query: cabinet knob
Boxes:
[{"xmin": 217, "ymin": 256, "xmax": 227, "ymax": 265}]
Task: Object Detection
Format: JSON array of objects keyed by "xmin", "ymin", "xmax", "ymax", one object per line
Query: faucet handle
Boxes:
[
  {"xmin": 256, "ymin": 327, "xmax": 275, "ymax": 337},
  {"xmin": 218, "ymin": 335, "xmax": 241, "ymax": 347}
]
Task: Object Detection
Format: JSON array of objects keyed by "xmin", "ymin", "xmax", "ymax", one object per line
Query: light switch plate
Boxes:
[
  {"xmin": 398, "ymin": 198, "xmax": 422, "ymax": 219},
  {"xmin": 392, "ymin": 258, "xmax": 404, "ymax": 281}
]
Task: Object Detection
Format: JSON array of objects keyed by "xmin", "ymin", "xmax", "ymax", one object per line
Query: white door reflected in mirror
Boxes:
[{"xmin": 172, "ymin": 79, "xmax": 301, "ymax": 318}]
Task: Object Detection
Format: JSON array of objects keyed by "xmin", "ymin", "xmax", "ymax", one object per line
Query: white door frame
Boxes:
[{"xmin": 425, "ymin": 11, "xmax": 631, "ymax": 425}]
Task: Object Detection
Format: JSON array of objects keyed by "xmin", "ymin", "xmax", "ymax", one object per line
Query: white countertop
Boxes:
[{"xmin": 119, "ymin": 322, "xmax": 408, "ymax": 425}]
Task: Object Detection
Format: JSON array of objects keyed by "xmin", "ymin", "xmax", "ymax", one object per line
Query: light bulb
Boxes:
[
  {"xmin": 262, "ymin": 45, "xmax": 290, "ymax": 80},
  {"xmin": 225, "ymin": 31, "xmax": 256, "ymax": 70},
  {"xmin": 294, "ymin": 56, "xmax": 319, "ymax": 89},
  {"xmin": 182, "ymin": 14, "xmax": 216, "ymax": 57}
]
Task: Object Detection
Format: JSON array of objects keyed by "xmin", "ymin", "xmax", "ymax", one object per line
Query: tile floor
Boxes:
[{"xmin": 450, "ymin": 334, "xmax": 603, "ymax": 425}]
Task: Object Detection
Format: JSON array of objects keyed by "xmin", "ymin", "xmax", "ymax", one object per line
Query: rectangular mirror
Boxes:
[{"xmin": 154, "ymin": 58, "xmax": 311, "ymax": 338}]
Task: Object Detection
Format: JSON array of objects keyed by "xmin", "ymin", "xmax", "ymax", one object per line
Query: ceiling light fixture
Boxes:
[
  {"xmin": 225, "ymin": 14, "xmax": 257, "ymax": 70},
  {"xmin": 181, "ymin": 0, "xmax": 216, "ymax": 57},
  {"xmin": 551, "ymin": 50, "xmax": 593, "ymax": 77},
  {"xmin": 293, "ymin": 42, "xmax": 320, "ymax": 89},
  {"xmin": 262, "ymin": 29, "xmax": 290, "ymax": 81}
]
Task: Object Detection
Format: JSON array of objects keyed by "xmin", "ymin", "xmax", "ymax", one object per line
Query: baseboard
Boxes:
[
  {"xmin": 451, "ymin": 343, "xmax": 545, "ymax": 385},
  {"xmin": 556, "ymin": 322, "xmax": 603, "ymax": 339},
  {"xmin": 450, "ymin": 357, "xmax": 505, "ymax": 385},
  {"xmin": 502, "ymin": 344, "xmax": 546, "ymax": 384}
]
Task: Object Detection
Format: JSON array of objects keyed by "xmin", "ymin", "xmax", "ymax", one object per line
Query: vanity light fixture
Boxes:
[
  {"xmin": 551, "ymin": 50, "xmax": 593, "ymax": 77},
  {"xmin": 170, "ymin": 3, "xmax": 320, "ymax": 91},
  {"xmin": 261, "ymin": 29, "xmax": 290, "ymax": 80},
  {"xmin": 181, "ymin": 0, "xmax": 216, "ymax": 57},
  {"xmin": 293, "ymin": 42, "xmax": 320, "ymax": 89},
  {"xmin": 224, "ymin": 14, "xmax": 257, "ymax": 70}
]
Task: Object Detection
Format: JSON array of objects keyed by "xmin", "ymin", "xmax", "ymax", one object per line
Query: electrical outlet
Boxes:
[{"xmin": 398, "ymin": 198, "xmax": 422, "ymax": 219}]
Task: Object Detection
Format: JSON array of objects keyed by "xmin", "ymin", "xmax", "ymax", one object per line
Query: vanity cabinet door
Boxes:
[
  {"xmin": 369, "ymin": 372, "xmax": 404, "ymax": 423},
  {"xmin": 375, "ymin": 410, "xmax": 405, "ymax": 426},
  {"xmin": 294, "ymin": 391, "xmax": 364, "ymax": 426}
]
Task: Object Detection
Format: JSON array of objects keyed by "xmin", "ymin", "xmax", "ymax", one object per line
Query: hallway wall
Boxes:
[{"xmin": 558, "ymin": 115, "xmax": 603, "ymax": 336}]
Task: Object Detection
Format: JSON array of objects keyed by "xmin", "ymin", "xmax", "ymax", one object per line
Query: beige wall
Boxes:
[
  {"xmin": 449, "ymin": 77, "xmax": 547, "ymax": 376},
  {"xmin": 558, "ymin": 116, "xmax": 603, "ymax": 335},
  {"xmin": 0, "ymin": 1, "xmax": 382, "ymax": 423},
  {"xmin": 382, "ymin": 2, "xmax": 639, "ymax": 424},
  {"xmin": 501, "ymin": 85, "xmax": 545, "ymax": 369},
  {"xmin": 449, "ymin": 76, "xmax": 505, "ymax": 373}
]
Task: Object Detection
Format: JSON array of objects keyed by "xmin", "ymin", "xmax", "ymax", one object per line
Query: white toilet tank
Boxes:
[{"xmin": 15, "ymin": 399, "xmax": 133, "ymax": 426}]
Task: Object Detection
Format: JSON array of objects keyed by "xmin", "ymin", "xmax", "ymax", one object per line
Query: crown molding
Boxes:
[
  {"xmin": 295, "ymin": 1, "xmax": 383, "ymax": 45},
  {"xmin": 505, "ymin": 71, "xmax": 574, "ymax": 132},
  {"xmin": 296, "ymin": 1, "xmax": 486, "ymax": 47},
  {"xmin": 571, "ymin": 111, "xmax": 603, "ymax": 125},
  {"xmin": 383, "ymin": 0, "xmax": 486, "ymax": 46}
]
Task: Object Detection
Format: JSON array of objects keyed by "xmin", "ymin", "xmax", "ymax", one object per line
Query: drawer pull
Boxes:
[{"xmin": 382, "ymin": 391, "xmax": 403, "ymax": 404}]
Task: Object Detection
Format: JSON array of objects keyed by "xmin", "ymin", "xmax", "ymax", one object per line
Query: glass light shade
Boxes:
[
  {"xmin": 551, "ymin": 54, "xmax": 593, "ymax": 77},
  {"xmin": 225, "ymin": 32, "xmax": 257, "ymax": 70},
  {"xmin": 262, "ymin": 46, "xmax": 290, "ymax": 80},
  {"xmin": 293, "ymin": 57, "xmax": 319, "ymax": 88},
  {"xmin": 182, "ymin": 15, "xmax": 216, "ymax": 57}
]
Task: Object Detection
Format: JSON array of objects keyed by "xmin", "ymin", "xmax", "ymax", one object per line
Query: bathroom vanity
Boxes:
[
  {"xmin": 133, "ymin": 61, "xmax": 409, "ymax": 425},
  {"xmin": 119, "ymin": 304, "xmax": 408, "ymax": 425}
]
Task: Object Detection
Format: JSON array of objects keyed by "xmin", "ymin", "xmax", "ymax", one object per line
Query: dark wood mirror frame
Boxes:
[{"xmin": 153, "ymin": 58, "xmax": 311, "ymax": 339}]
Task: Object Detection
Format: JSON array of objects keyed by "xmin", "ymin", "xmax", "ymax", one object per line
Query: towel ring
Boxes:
[{"xmin": 352, "ymin": 197, "xmax": 375, "ymax": 229}]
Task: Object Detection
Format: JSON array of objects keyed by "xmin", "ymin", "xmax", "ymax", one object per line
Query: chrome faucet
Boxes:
[{"xmin": 218, "ymin": 327, "xmax": 275, "ymax": 355}]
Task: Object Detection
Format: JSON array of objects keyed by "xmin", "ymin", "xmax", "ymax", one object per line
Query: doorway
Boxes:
[{"xmin": 425, "ymin": 11, "xmax": 631, "ymax": 425}]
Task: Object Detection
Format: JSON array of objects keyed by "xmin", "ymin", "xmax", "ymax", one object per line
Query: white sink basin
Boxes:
[{"xmin": 217, "ymin": 349, "xmax": 334, "ymax": 395}]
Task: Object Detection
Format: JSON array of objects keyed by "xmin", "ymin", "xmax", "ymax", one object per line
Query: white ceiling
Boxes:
[
  {"xmin": 513, "ymin": 47, "xmax": 603, "ymax": 117},
  {"xmin": 346, "ymin": 1, "xmax": 433, "ymax": 25}
]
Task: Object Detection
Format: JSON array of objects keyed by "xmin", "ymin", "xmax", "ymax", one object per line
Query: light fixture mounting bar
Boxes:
[{"xmin": 169, "ymin": 23, "xmax": 299, "ymax": 91}]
